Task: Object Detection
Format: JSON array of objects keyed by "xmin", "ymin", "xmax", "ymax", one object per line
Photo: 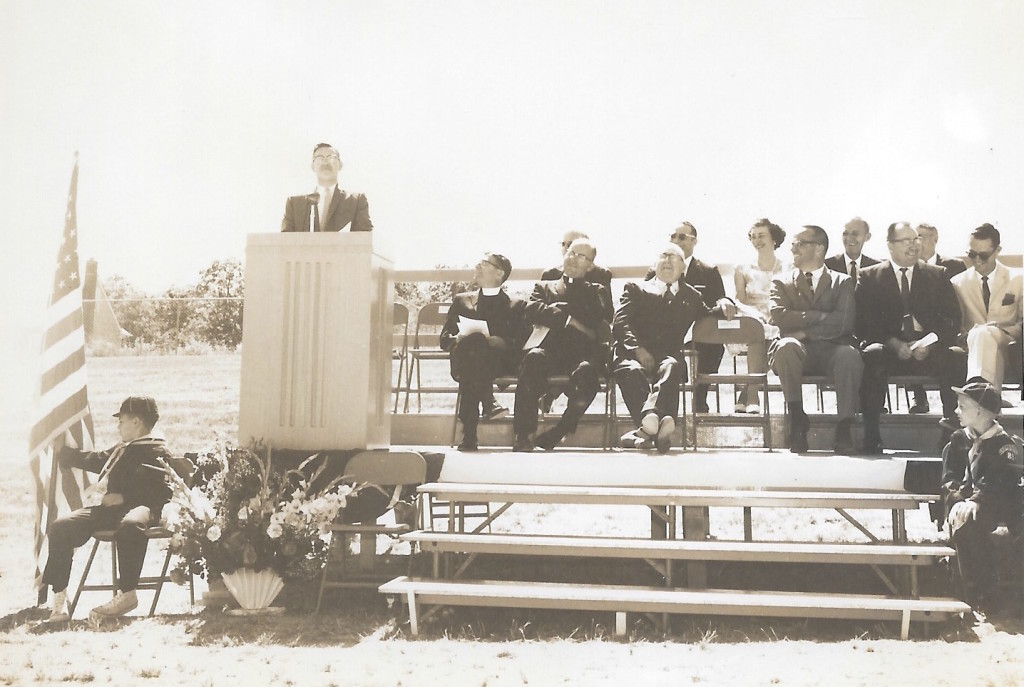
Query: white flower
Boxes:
[
  {"xmin": 237, "ymin": 507, "xmax": 248, "ymax": 521},
  {"xmin": 266, "ymin": 522, "xmax": 283, "ymax": 539},
  {"xmin": 206, "ymin": 524, "xmax": 222, "ymax": 542}
]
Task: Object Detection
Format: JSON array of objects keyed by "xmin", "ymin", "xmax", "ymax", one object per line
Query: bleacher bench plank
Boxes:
[
  {"xmin": 419, "ymin": 483, "xmax": 935, "ymax": 510},
  {"xmin": 380, "ymin": 576, "xmax": 970, "ymax": 639},
  {"xmin": 403, "ymin": 531, "xmax": 954, "ymax": 566}
]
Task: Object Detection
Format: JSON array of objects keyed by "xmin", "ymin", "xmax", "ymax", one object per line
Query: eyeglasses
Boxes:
[
  {"xmin": 670, "ymin": 233, "xmax": 695, "ymax": 241},
  {"xmin": 313, "ymin": 154, "xmax": 339, "ymax": 163},
  {"xmin": 889, "ymin": 237, "xmax": 922, "ymax": 245},
  {"xmin": 659, "ymin": 252, "xmax": 684, "ymax": 261},
  {"xmin": 560, "ymin": 241, "xmax": 574, "ymax": 248},
  {"xmin": 966, "ymin": 249, "xmax": 996, "ymax": 262},
  {"xmin": 791, "ymin": 240, "xmax": 821, "ymax": 248},
  {"xmin": 565, "ymin": 250, "xmax": 593, "ymax": 262}
]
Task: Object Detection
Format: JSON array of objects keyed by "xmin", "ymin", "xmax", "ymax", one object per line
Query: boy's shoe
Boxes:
[
  {"xmin": 47, "ymin": 589, "xmax": 70, "ymax": 623},
  {"xmin": 89, "ymin": 590, "xmax": 138, "ymax": 619}
]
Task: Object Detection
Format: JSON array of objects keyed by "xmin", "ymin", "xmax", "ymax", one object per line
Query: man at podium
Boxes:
[{"xmin": 281, "ymin": 143, "xmax": 373, "ymax": 233}]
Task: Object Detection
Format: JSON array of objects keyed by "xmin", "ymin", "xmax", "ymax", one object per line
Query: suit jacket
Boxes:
[
  {"xmin": 951, "ymin": 262, "xmax": 1023, "ymax": 341},
  {"xmin": 855, "ymin": 260, "xmax": 963, "ymax": 348},
  {"xmin": 646, "ymin": 256, "xmax": 726, "ymax": 309},
  {"xmin": 440, "ymin": 289, "xmax": 527, "ymax": 374},
  {"xmin": 935, "ymin": 254, "xmax": 967, "ymax": 278},
  {"xmin": 524, "ymin": 277, "xmax": 613, "ymax": 368},
  {"xmin": 769, "ymin": 267, "xmax": 857, "ymax": 346},
  {"xmin": 825, "ymin": 253, "xmax": 881, "ymax": 276},
  {"xmin": 540, "ymin": 264, "xmax": 613, "ymax": 291},
  {"xmin": 613, "ymin": 280, "xmax": 713, "ymax": 363},
  {"xmin": 281, "ymin": 187, "xmax": 372, "ymax": 233},
  {"xmin": 60, "ymin": 437, "xmax": 174, "ymax": 518}
]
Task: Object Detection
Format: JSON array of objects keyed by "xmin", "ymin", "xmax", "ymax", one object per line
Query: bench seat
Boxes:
[
  {"xmin": 404, "ymin": 531, "xmax": 954, "ymax": 566},
  {"xmin": 380, "ymin": 576, "xmax": 970, "ymax": 639}
]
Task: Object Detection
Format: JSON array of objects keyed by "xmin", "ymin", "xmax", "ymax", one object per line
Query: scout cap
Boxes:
[
  {"xmin": 113, "ymin": 396, "xmax": 160, "ymax": 425},
  {"xmin": 952, "ymin": 382, "xmax": 1001, "ymax": 415}
]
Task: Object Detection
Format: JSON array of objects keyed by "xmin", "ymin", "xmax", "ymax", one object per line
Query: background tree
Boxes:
[{"xmin": 189, "ymin": 259, "xmax": 245, "ymax": 349}]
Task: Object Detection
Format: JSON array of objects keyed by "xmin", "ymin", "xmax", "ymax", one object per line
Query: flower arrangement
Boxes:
[{"xmin": 160, "ymin": 441, "xmax": 366, "ymax": 583}]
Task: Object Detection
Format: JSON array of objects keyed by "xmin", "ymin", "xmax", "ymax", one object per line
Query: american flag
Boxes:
[{"xmin": 28, "ymin": 155, "xmax": 95, "ymax": 602}]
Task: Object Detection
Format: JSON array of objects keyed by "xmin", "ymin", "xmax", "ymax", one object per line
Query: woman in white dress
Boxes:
[{"xmin": 730, "ymin": 218, "xmax": 789, "ymax": 413}]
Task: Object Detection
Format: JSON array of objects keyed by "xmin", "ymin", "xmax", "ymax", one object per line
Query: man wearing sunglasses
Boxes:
[
  {"xmin": 281, "ymin": 142, "xmax": 373, "ymax": 233},
  {"xmin": 856, "ymin": 222, "xmax": 967, "ymax": 453},
  {"xmin": 659, "ymin": 221, "xmax": 737, "ymax": 414},
  {"xmin": 951, "ymin": 223, "xmax": 1022, "ymax": 394}
]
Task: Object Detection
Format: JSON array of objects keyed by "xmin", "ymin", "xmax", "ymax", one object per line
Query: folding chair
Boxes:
[
  {"xmin": 316, "ymin": 450, "xmax": 427, "ymax": 611},
  {"xmin": 404, "ymin": 302, "xmax": 457, "ymax": 412},
  {"xmin": 392, "ymin": 303, "xmax": 411, "ymax": 413},
  {"xmin": 689, "ymin": 316, "xmax": 773, "ymax": 450},
  {"xmin": 67, "ymin": 525, "xmax": 195, "ymax": 619}
]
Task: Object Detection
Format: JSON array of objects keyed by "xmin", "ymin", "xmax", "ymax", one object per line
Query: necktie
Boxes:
[
  {"xmin": 319, "ymin": 188, "xmax": 330, "ymax": 229},
  {"xmin": 803, "ymin": 272, "xmax": 813, "ymax": 292},
  {"xmin": 900, "ymin": 268, "xmax": 914, "ymax": 336},
  {"xmin": 981, "ymin": 276, "xmax": 991, "ymax": 312},
  {"xmin": 849, "ymin": 261, "xmax": 857, "ymax": 281}
]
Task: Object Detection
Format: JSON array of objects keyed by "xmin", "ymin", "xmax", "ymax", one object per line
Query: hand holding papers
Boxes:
[
  {"xmin": 909, "ymin": 332, "xmax": 938, "ymax": 351},
  {"xmin": 457, "ymin": 316, "xmax": 490, "ymax": 337}
]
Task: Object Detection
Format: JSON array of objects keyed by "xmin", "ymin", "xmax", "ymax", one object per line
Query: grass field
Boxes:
[{"xmin": 1, "ymin": 353, "xmax": 1022, "ymax": 686}]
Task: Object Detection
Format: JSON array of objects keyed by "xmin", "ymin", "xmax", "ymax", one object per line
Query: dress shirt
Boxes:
[
  {"xmin": 891, "ymin": 262, "xmax": 923, "ymax": 332},
  {"xmin": 804, "ymin": 264, "xmax": 826, "ymax": 292},
  {"xmin": 481, "ymin": 287, "xmax": 501, "ymax": 297}
]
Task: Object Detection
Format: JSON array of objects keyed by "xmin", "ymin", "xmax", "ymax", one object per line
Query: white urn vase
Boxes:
[{"xmin": 221, "ymin": 568, "xmax": 285, "ymax": 611}]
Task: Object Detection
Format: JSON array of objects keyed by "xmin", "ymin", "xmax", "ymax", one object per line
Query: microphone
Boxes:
[{"xmin": 306, "ymin": 192, "xmax": 320, "ymax": 231}]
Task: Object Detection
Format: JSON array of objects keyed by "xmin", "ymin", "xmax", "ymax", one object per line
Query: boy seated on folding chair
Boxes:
[
  {"xmin": 43, "ymin": 396, "xmax": 175, "ymax": 622},
  {"xmin": 940, "ymin": 381, "xmax": 1023, "ymax": 616}
]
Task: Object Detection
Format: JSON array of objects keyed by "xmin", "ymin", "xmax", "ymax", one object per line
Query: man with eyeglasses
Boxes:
[
  {"xmin": 825, "ymin": 217, "xmax": 881, "ymax": 281},
  {"xmin": 902, "ymin": 223, "xmax": 969, "ymax": 413},
  {"xmin": 769, "ymin": 226, "xmax": 862, "ymax": 454},
  {"xmin": 540, "ymin": 230, "xmax": 613, "ymax": 290},
  {"xmin": 440, "ymin": 253, "xmax": 526, "ymax": 451},
  {"xmin": 614, "ymin": 244, "xmax": 720, "ymax": 452},
  {"xmin": 281, "ymin": 143, "xmax": 373, "ymax": 233},
  {"xmin": 659, "ymin": 221, "xmax": 737, "ymax": 414},
  {"xmin": 856, "ymin": 222, "xmax": 967, "ymax": 453},
  {"xmin": 514, "ymin": 238, "xmax": 613, "ymax": 452},
  {"xmin": 951, "ymin": 223, "xmax": 1022, "ymax": 395}
]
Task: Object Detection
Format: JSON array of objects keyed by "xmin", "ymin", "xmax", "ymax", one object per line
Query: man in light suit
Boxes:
[
  {"xmin": 614, "ymin": 244, "xmax": 719, "ymax": 453},
  {"xmin": 825, "ymin": 217, "xmax": 880, "ymax": 281},
  {"xmin": 951, "ymin": 223, "xmax": 1023, "ymax": 393},
  {"xmin": 281, "ymin": 143, "xmax": 372, "ymax": 233},
  {"xmin": 769, "ymin": 226, "xmax": 863, "ymax": 454},
  {"xmin": 856, "ymin": 222, "xmax": 967, "ymax": 453},
  {"xmin": 440, "ymin": 253, "xmax": 526, "ymax": 451},
  {"xmin": 514, "ymin": 238, "xmax": 613, "ymax": 452},
  {"xmin": 663, "ymin": 222, "xmax": 737, "ymax": 413}
]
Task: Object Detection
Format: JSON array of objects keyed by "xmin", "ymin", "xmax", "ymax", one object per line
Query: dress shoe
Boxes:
[
  {"xmin": 787, "ymin": 412, "xmax": 809, "ymax": 453},
  {"xmin": 859, "ymin": 442, "xmax": 884, "ymax": 456},
  {"xmin": 831, "ymin": 418, "xmax": 854, "ymax": 454},
  {"xmin": 938, "ymin": 416, "xmax": 963, "ymax": 432},
  {"xmin": 457, "ymin": 438, "xmax": 478, "ymax": 452},
  {"xmin": 482, "ymin": 402, "xmax": 509, "ymax": 421},
  {"xmin": 533, "ymin": 426, "xmax": 566, "ymax": 451},
  {"xmin": 908, "ymin": 402, "xmax": 931, "ymax": 414},
  {"xmin": 656, "ymin": 416, "xmax": 675, "ymax": 454},
  {"xmin": 744, "ymin": 403, "xmax": 761, "ymax": 415},
  {"xmin": 640, "ymin": 411, "xmax": 660, "ymax": 437},
  {"xmin": 620, "ymin": 429, "xmax": 654, "ymax": 450},
  {"xmin": 512, "ymin": 435, "xmax": 535, "ymax": 452}
]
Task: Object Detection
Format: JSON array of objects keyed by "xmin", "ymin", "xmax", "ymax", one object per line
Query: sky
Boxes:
[{"xmin": 2, "ymin": 0, "xmax": 1023, "ymax": 412}]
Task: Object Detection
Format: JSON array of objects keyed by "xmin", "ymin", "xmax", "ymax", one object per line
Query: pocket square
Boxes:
[{"xmin": 1001, "ymin": 293, "xmax": 1016, "ymax": 306}]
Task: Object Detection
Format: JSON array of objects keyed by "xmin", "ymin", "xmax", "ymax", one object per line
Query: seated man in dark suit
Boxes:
[
  {"xmin": 281, "ymin": 143, "xmax": 372, "ymax": 233},
  {"xmin": 514, "ymin": 238, "xmax": 613, "ymax": 451},
  {"xmin": 856, "ymin": 222, "xmax": 967, "ymax": 453},
  {"xmin": 614, "ymin": 244, "xmax": 718, "ymax": 453},
  {"xmin": 540, "ymin": 230, "xmax": 613, "ymax": 290},
  {"xmin": 940, "ymin": 382, "xmax": 1022, "ymax": 614},
  {"xmin": 904, "ymin": 222, "xmax": 969, "ymax": 413},
  {"xmin": 769, "ymin": 225, "xmax": 863, "ymax": 454},
  {"xmin": 440, "ymin": 253, "xmax": 525, "ymax": 451},
  {"xmin": 824, "ymin": 216, "xmax": 880, "ymax": 281},
  {"xmin": 660, "ymin": 222, "xmax": 737, "ymax": 413}
]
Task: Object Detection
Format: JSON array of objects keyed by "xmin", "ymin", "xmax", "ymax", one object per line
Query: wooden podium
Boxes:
[{"xmin": 238, "ymin": 233, "xmax": 393, "ymax": 450}]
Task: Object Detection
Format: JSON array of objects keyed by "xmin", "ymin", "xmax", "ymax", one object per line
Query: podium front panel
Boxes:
[{"xmin": 239, "ymin": 233, "xmax": 392, "ymax": 450}]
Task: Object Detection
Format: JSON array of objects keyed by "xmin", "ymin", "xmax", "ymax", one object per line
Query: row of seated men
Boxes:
[{"xmin": 437, "ymin": 220, "xmax": 1022, "ymax": 456}]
